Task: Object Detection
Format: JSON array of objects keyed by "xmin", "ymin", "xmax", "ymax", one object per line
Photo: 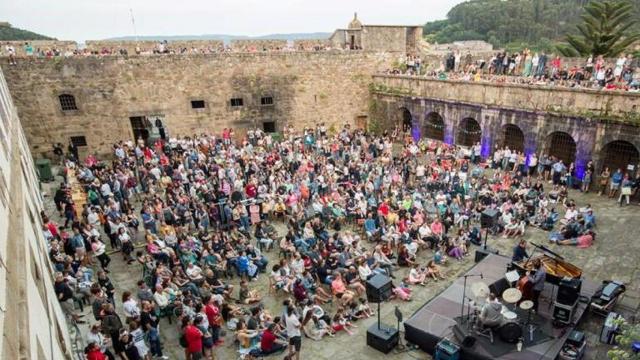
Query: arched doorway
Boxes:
[
  {"xmin": 601, "ymin": 140, "xmax": 639, "ymax": 173},
  {"xmin": 399, "ymin": 108, "xmax": 412, "ymax": 132},
  {"xmin": 501, "ymin": 124, "xmax": 524, "ymax": 153},
  {"xmin": 423, "ymin": 112, "xmax": 445, "ymax": 141},
  {"xmin": 456, "ymin": 118, "xmax": 481, "ymax": 147},
  {"xmin": 546, "ymin": 131, "xmax": 576, "ymax": 165}
]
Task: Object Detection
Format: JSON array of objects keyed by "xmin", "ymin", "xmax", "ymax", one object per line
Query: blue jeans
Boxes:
[{"xmin": 148, "ymin": 327, "xmax": 163, "ymax": 357}]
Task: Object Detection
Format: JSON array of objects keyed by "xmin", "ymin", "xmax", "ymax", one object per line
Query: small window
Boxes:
[
  {"xmin": 261, "ymin": 96, "xmax": 274, "ymax": 106},
  {"xmin": 191, "ymin": 100, "xmax": 205, "ymax": 109},
  {"xmin": 263, "ymin": 121, "xmax": 276, "ymax": 133},
  {"xmin": 230, "ymin": 98, "xmax": 244, "ymax": 107},
  {"xmin": 58, "ymin": 94, "xmax": 77, "ymax": 111},
  {"xmin": 70, "ymin": 136, "xmax": 87, "ymax": 147}
]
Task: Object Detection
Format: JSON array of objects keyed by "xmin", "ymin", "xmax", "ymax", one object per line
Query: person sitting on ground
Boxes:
[
  {"xmin": 260, "ymin": 322, "xmax": 288, "ymax": 355},
  {"xmin": 427, "ymin": 260, "xmax": 445, "ymax": 281},
  {"xmin": 407, "ymin": 263, "xmax": 428, "ymax": 286},
  {"xmin": 330, "ymin": 309, "xmax": 357, "ymax": 335},
  {"xmin": 238, "ymin": 280, "xmax": 261, "ymax": 304}
]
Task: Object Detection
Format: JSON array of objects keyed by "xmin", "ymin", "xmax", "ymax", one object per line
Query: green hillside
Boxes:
[
  {"xmin": 424, "ymin": 0, "xmax": 640, "ymax": 52},
  {"xmin": 0, "ymin": 24, "xmax": 53, "ymax": 41}
]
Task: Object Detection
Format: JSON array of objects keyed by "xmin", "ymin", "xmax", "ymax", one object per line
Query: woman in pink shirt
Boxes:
[{"xmin": 430, "ymin": 219, "xmax": 444, "ymax": 238}]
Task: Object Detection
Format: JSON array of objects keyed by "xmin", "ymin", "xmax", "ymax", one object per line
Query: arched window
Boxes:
[
  {"xmin": 58, "ymin": 94, "xmax": 77, "ymax": 111},
  {"xmin": 399, "ymin": 108, "xmax": 412, "ymax": 132},
  {"xmin": 423, "ymin": 112, "xmax": 444, "ymax": 141},
  {"xmin": 546, "ymin": 131, "xmax": 576, "ymax": 165},
  {"xmin": 457, "ymin": 118, "xmax": 481, "ymax": 147},
  {"xmin": 601, "ymin": 140, "xmax": 639, "ymax": 173},
  {"xmin": 501, "ymin": 124, "xmax": 525, "ymax": 153}
]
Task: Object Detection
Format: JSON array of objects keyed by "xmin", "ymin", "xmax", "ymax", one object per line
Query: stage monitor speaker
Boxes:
[
  {"xmin": 366, "ymin": 273, "xmax": 392, "ymax": 303},
  {"xmin": 480, "ymin": 209, "xmax": 499, "ymax": 229},
  {"xmin": 366, "ymin": 324, "xmax": 399, "ymax": 354},
  {"xmin": 461, "ymin": 335, "xmax": 476, "ymax": 348},
  {"xmin": 474, "ymin": 247, "xmax": 499, "ymax": 263},
  {"xmin": 490, "ymin": 278, "xmax": 510, "ymax": 299},
  {"xmin": 557, "ymin": 278, "xmax": 582, "ymax": 306}
]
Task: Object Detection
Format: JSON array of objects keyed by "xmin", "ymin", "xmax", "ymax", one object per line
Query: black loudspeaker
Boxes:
[
  {"xmin": 366, "ymin": 273, "xmax": 392, "ymax": 303},
  {"xmin": 474, "ymin": 247, "xmax": 499, "ymax": 263},
  {"xmin": 462, "ymin": 335, "xmax": 476, "ymax": 347},
  {"xmin": 366, "ymin": 324, "xmax": 399, "ymax": 354},
  {"xmin": 557, "ymin": 278, "xmax": 582, "ymax": 306},
  {"xmin": 490, "ymin": 278, "xmax": 510, "ymax": 300},
  {"xmin": 480, "ymin": 209, "xmax": 499, "ymax": 229}
]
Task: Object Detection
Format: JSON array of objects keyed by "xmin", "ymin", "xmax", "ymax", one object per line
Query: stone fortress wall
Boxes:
[
  {"xmin": 369, "ymin": 75, "xmax": 640, "ymax": 175},
  {"xmin": 1, "ymin": 51, "xmax": 394, "ymax": 156},
  {"xmin": 1, "ymin": 40, "xmax": 78, "ymax": 56}
]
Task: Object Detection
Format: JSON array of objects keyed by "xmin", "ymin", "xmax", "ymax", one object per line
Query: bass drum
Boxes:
[{"xmin": 498, "ymin": 321, "xmax": 522, "ymax": 344}]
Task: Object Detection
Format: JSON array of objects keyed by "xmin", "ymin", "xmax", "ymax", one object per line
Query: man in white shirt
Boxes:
[{"xmin": 285, "ymin": 305, "xmax": 302, "ymax": 360}]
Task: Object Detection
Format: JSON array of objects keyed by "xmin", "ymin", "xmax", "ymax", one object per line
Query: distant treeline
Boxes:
[{"xmin": 423, "ymin": 0, "xmax": 640, "ymax": 52}]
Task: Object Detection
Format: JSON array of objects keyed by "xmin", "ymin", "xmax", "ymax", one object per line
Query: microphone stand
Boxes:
[{"xmin": 461, "ymin": 273, "xmax": 483, "ymax": 328}]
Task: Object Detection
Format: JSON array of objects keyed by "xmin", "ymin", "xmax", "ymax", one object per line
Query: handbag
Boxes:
[{"xmin": 621, "ymin": 187, "xmax": 632, "ymax": 195}]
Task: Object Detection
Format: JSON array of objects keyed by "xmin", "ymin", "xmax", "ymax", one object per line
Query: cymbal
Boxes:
[
  {"xmin": 519, "ymin": 300, "xmax": 534, "ymax": 310},
  {"xmin": 502, "ymin": 288, "xmax": 523, "ymax": 304},
  {"xmin": 471, "ymin": 281, "xmax": 490, "ymax": 298}
]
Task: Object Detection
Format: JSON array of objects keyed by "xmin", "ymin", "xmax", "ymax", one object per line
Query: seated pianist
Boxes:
[
  {"xmin": 478, "ymin": 293, "xmax": 503, "ymax": 328},
  {"xmin": 512, "ymin": 239, "xmax": 528, "ymax": 262}
]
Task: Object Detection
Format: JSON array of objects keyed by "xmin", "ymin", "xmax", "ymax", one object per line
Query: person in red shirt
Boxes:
[
  {"xmin": 183, "ymin": 316, "xmax": 204, "ymax": 360},
  {"xmin": 245, "ymin": 182, "xmax": 258, "ymax": 198},
  {"xmin": 203, "ymin": 296, "xmax": 223, "ymax": 346},
  {"xmin": 260, "ymin": 323, "xmax": 287, "ymax": 355},
  {"xmin": 85, "ymin": 342, "xmax": 107, "ymax": 360}
]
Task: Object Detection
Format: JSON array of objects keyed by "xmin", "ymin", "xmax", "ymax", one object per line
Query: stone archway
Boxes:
[
  {"xmin": 423, "ymin": 112, "xmax": 445, "ymax": 141},
  {"xmin": 546, "ymin": 131, "xmax": 576, "ymax": 165},
  {"xmin": 501, "ymin": 124, "xmax": 525, "ymax": 153},
  {"xmin": 601, "ymin": 140, "xmax": 639, "ymax": 173},
  {"xmin": 398, "ymin": 107, "xmax": 412, "ymax": 132},
  {"xmin": 456, "ymin": 117, "xmax": 482, "ymax": 147}
]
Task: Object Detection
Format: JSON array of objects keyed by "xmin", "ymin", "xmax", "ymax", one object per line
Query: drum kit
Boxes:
[{"xmin": 469, "ymin": 281, "xmax": 538, "ymax": 344}]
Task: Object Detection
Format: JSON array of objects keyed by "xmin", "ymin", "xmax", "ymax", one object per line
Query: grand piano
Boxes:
[{"xmin": 510, "ymin": 243, "xmax": 582, "ymax": 285}]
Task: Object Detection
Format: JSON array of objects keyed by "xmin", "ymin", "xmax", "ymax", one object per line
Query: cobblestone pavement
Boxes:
[{"xmin": 42, "ymin": 172, "xmax": 640, "ymax": 360}]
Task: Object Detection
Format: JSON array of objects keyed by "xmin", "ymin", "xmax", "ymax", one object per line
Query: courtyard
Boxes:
[{"xmin": 43, "ymin": 167, "xmax": 640, "ymax": 360}]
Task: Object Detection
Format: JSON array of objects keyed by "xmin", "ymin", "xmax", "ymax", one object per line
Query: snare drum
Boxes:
[{"xmin": 502, "ymin": 311, "xmax": 518, "ymax": 321}]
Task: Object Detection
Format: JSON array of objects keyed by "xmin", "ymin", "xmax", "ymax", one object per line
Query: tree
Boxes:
[
  {"xmin": 607, "ymin": 319, "xmax": 640, "ymax": 360},
  {"xmin": 558, "ymin": 0, "xmax": 639, "ymax": 57}
]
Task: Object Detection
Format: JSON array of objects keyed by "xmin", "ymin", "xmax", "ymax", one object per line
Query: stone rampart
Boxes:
[
  {"xmin": 371, "ymin": 75, "xmax": 640, "ymax": 119},
  {"xmin": 229, "ymin": 40, "xmax": 289, "ymax": 52},
  {"xmin": 2, "ymin": 40, "xmax": 78, "ymax": 56},
  {"xmin": 84, "ymin": 40, "xmax": 225, "ymax": 54},
  {"xmin": 1, "ymin": 51, "xmax": 393, "ymax": 156}
]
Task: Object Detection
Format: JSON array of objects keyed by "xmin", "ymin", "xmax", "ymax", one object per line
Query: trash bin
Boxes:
[{"xmin": 35, "ymin": 158, "xmax": 54, "ymax": 182}]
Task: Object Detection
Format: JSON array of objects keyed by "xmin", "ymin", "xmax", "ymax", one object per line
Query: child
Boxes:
[
  {"xmin": 427, "ymin": 260, "xmax": 445, "ymax": 281},
  {"xmin": 434, "ymin": 248, "xmax": 447, "ymax": 265},
  {"xmin": 238, "ymin": 280, "xmax": 261, "ymax": 304},
  {"xmin": 392, "ymin": 282, "xmax": 412, "ymax": 301},
  {"xmin": 357, "ymin": 298, "xmax": 374, "ymax": 318},
  {"xmin": 331, "ymin": 310, "xmax": 357, "ymax": 335},
  {"xmin": 407, "ymin": 263, "xmax": 428, "ymax": 286}
]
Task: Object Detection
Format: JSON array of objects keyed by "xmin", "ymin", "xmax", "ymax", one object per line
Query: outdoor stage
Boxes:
[{"xmin": 404, "ymin": 253, "xmax": 597, "ymax": 360}]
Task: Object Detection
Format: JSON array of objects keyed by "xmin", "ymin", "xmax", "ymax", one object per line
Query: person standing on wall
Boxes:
[{"xmin": 526, "ymin": 259, "xmax": 546, "ymax": 312}]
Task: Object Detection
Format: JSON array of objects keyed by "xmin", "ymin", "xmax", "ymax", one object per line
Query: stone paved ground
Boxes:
[{"xmin": 42, "ymin": 170, "xmax": 640, "ymax": 360}]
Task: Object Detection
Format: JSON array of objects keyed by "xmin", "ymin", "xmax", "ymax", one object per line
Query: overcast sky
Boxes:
[{"xmin": 1, "ymin": 0, "xmax": 465, "ymax": 41}]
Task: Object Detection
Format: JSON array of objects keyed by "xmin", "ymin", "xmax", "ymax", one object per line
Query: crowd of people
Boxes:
[
  {"xmin": 2, "ymin": 40, "xmax": 351, "ymax": 64},
  {"xmin": 43, "ymin": 122, "xmax": 638, "ymax": 360},
  {"xmin": 388, "ymin": 50, "xmax": 640, "ymax": 92}
]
